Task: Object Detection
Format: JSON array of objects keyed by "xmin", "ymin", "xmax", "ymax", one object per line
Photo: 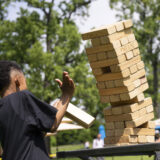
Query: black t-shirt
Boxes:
[{"xmin": 0, "ymin": 90, "xmax": 57, "ymax": 160}]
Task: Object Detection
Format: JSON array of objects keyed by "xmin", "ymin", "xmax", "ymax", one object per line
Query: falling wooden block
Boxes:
[{"xmin": 65, "ymin": 103, "xmax": 95, "ymax": 128}]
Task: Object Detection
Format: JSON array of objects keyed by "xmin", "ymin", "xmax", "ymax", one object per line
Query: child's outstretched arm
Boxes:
[{"xmin": 50, "ymin": 71, "xmax": 75, "ymax": 132}]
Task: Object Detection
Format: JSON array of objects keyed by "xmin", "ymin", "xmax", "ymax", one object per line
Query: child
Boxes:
[{"xmin": 0, "ymin": 60, "xmax": 75, "ymax": 160}]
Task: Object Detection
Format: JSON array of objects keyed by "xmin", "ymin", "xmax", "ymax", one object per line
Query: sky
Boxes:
[{"xmin": 7, "ymin": 0, "xmax": 118, "ymax": 34}]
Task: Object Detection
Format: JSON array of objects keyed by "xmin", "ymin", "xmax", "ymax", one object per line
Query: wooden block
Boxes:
[
  {"xmin": 65, "ymin": 103, "xmax": 95, "ymax": 128},
  {"xmin": 106, "ymin": 129, "xmax": 115, "ymax": 137},
  {"xmin": 99, "ymin": 84, "xmax": 134, "ymax": 96},
  {"xmin": 136, "ymin": 97, "xmax": 152, "ymax": 111},
  {"xmin": 100, "ymin": 36, "xmax": 109, "ymax": 45},
  {"xmin": 114, "ymin": 122, "xmax": 125, "ymax": 129},
  {"xmin": 137, "ymin": 61, "xmax": 144, "ymax": 70},
  {"xmin": 114, "ymin": 77, "xmax": 131, "ymax": 87},
  {"xmin": 91, "ymin": 38, "xmax": 101, "ymax": 47},
  {"xmin": 136, "ymin": 93, "xmax": 145, "ymax": 102},
  {"xmin": 110, "ymin": 95, "xmax": 121, "ymax": 102},
  {"xmin": 111, "ymin": 40, "xmax": 121, "ymax": 49},
  {"xmin": 125, "ymin": 51, "xmax": 134, "ymax": 60},
  {"xmin": 115, "ymin": 136, "xmax": 130, "ymax": 143},
  {"xmin": 97, "ymin": 82, "xmax": 106, "ymax": 89},
  {"xmin": 118, "ymin": 55, "xmax": 141, "ymax": 71},
  {"xmin": 146, "ymin": 136, "xmax": 155, "ymax": 143},
  {"xmin": 86, "ymin": 44, "xmax": 113, "ymax": 55},
  {"xmin": 125, "ymin": 112, "xmax": 154, "ymax": 128},
  {"xmin": 87, "ymin": 54, "xmax": 97, "ymax": 62},
  {"xmin": 105, "ymin": 81, "xmax": 115, "ymax": 88},
  {"xmin": 140, "ymin": 121, "xmax": 155, "ymax": 129},
  {"xmin": 122, "ymin": 103, "xmax": 139, "ymax": 114},
  {"xmin": 82, "ymin": 24, "xmax": 116, "ymax": 40},
  {"xmin": 95, "ymin": 69, "xmax": 130, "ymax": 81},
  {"xmin": 115, "ymin": 40, "xmax": 138, "ymax": 56},
  {"xmin": 100, "ymin": 96, "xmax": 110, "ymax": 103},
  {"xmin": 106, "ymin": 122, "xmax": 115, "ymax": 129},
  {"xmin": 110, "ymin": 65, "xmax": 121, "ymax": 72},
  {"xmin": 112, "ymin": 106, "xmax": 123, "ymax": 115},
  {"xmin": 133, "ymin": 79, "xmax": 141, "ymax": 88},
  {"xmin": 130, "ymin": 64, "xmax": 138, "ymax": 74},
  {"xmin": 133, "ymin": 48, "xmax": 140, "ymax": 56},
  {"xmin": 138, "ymin": 136, "xmax": 147, "ymax": 143},
  {"xmin": 115, "ymin": 21, "xmax": 124, "ymax": 31},
  {"xmin": 127, "ymin": 34, "xmax": 135, "ymax": 42},
  {"xmin": 97, "ymin": 52, "xmax": 107, "ymax": 60},
  {"xmin": 90, "ymin": 54, "xmax": 126, "ymax": 69},
  {"xmin": 104, "ymin": 137, "xmax": 116, "ymax": 144},
  {"xmin": 108, "ymin": 28, "xmax": 132, "ymax": 42},
  {"xmin": 123, "ymin": 19, "xmax": 133, "ymax": 28},
  {"xmin": 92, "ymin": 68, "xmax": 103, "ymax": 76},
  {"xmin": 140, "ymin": 76, "xmax": 147, "ymax": 84},
  {"xmin": 120, "ymin": 36, "xmax": 129, "ymax": 46},
  {"xmin": 103, "ymin": 106, "xmax": 112, "ymax": 115},
  {"xmin": 146, "ymin": 105, "xmax": 154, "ymax": 113},
  {"xmin": 107, "ymin": 50, "xmax": 117, "ymax": 58},
  {"xmin": 129, "ymin": 136, "xmax": 138, "ymax": 143}
]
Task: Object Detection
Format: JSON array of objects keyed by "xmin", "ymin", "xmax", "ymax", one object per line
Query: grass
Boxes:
[{"xmin": 51, "ymin": 144, "xmax": 155, "ymax": 160}]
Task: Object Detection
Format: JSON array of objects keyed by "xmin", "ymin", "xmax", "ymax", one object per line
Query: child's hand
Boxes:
[{"xmin": 55, "ymin": 71, "xmax": 75, "ymax": 98}]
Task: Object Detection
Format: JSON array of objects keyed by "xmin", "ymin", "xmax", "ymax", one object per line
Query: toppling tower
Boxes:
[{"xmin": 82, "ymin": 20, "xmax": 155, "ymax": 146}]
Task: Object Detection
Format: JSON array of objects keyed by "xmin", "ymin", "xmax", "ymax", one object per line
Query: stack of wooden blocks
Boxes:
[{"xmin": 82, "ymin": 19, "xmax": 155, "ymax": 146}]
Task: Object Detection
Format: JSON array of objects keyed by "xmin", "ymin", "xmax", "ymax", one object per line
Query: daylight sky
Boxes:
[{"xmin": 8, "ymin": 0, "xmax": 118, "ymax": 34}]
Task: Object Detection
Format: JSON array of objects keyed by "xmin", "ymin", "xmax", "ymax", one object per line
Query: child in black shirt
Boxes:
[{"xmin": 0, "ymin": 60, "xmax": 75, "ymax": 160}]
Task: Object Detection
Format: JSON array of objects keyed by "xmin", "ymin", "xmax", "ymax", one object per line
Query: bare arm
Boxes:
[{"xmin": 50, "ymin": 71, "xmax": 75, "ymax": 132}]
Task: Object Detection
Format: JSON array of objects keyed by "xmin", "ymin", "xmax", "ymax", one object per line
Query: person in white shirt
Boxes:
[{"xmin": 92, "ymin": 134, "xmax": 104, "ymax": 160}]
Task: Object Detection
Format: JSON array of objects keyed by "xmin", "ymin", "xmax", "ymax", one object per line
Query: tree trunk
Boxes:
[{"xmin": 152, "ymin": 54, "xmax": 159, "ymax": 117}]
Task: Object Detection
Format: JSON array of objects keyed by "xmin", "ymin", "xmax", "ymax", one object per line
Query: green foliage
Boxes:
[
  {"xmin": 109, "ymin": 0, "xmax": 160, "ymax": 117},
  {"xmin": 0, "ymin": 0, "xmax": 106, "ymax": 146}
]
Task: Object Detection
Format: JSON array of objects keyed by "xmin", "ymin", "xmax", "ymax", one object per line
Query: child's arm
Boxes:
[{"xmin": 50, "ymin": 71, "xmax": 75, "ymax": 132}]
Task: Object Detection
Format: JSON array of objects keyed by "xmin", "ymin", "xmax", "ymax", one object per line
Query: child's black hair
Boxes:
[{"xmin": 0, "ymin": 60, "xmax": 22, "ymax": 91}]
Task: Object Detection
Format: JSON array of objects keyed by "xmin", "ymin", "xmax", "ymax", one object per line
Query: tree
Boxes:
[
  {"xmin": 109, "ymin": 0, "xmax": 160, "ymax": 117},
  {"xmin": 0, "ymin": 0, "xmax": 106, "ymax": 152}
]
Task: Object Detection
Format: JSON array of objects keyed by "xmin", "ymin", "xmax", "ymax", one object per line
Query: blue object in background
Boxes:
[
  {"xmin": 155, "ymin": 126, "xmax": 160, "ymax": 132},
  {"xmin": 99, "ymin": 125, "xmax": 106, "ymax": 139}
]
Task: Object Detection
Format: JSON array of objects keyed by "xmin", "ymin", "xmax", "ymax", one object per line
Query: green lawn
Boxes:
[{"xmin": 51, "ymin": 144, "xmax": 155, "ymax": 160}]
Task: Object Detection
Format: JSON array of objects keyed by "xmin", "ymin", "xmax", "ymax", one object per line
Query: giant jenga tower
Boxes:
[{"xmin": 82, "ymin": 20, "xmax": 155, "ymax": 146}]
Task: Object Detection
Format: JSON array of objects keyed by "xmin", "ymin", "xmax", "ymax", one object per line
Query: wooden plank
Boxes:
[
  {"xmin": 99, "ymin": 84, "xmax": 135, "ymax": 96},
  {"xmin": 65, "ymin": 103, "xmax": 95, "ymax": 128},
  {"xmin": 106, "ymin": 122, "xmax": 115, "ymax": 129},
  {"xmin": 138, "ymin": 136, "xmax": 147, "ymax": 143},
  {"xmin": 114, "ymin": 122, "xmax": 125, "ymax": 129},
  {"xmin": 133, "ymin": 48, "xmax": 140, "ymax": 56},
  {"xmin": 97, "ymin": 52, "xmax": 108, "ymax": 60},
  {"xmin": 91, "ymin": 38, "xmax": 101, "ymax": 47},
  {"xmin": 140, "ymin": 121, "xmax": 155, "ymax": 129},
  {"xmin": 106, "ymin": 129, "xmax": 115, "ymax": 137},
  {"xmin": 87, "ymin": 54, "xmax": 97, "ymax": 62},
  {"xmin": 120, "ymin": 36, "xmax": 129, "ymax": 46},
  {"xmin": 133, "ymin": 79, "xmax": 141, "ymax": 88},
  {"xmin": 92, "ymin": 68, "xmax": 103, "ymax": 76},
  {"xmin": 146, "ymin": 136, "xmax": 155, "ymax": 143},
  {"xmin": 146, "ymin": 105, "xmax": 154, "ymax": 113},
  {"xmin": 100, "ymin": 36, "xmax": 109, "ymax": 45},
  {"xmin": 125, "ymin": 51, "xmax": 134, "ymax": 60},
  {"xmin": 123, "ymin": 19, "xmax": 133, "ymax": 28},
  {"xmin": 135, "ymin": 93, "xmax": 145, "ymax": 102},
  {"xmin": 90, "ymin": 54, "xmax": 126, "ymax": 69},
  {"xmin": 105, "ymin": 81, "xmax": 115, "ymax": 88},
  {"xmin": 110, "ymin": 65, "xmax": 121, "ymax": 72},
  {"xmin": 129, "ymin": 136, "xmax": 138, "ymax": 143},
  {"xmin": 127, "ymin": 34, "xmax": 136, "ymax": 42},
  {"xmin": 130, "ymin": 64, "xmax": 138, "ymax": 74},
  {"xmin": 111, "ymin": 40, "xmax": 121, "ymax": 49},
  {"xmin": 110, "ymin": 95, "xmax": 121, "ymax": 102},
  {"xmin": 97, "ymin": 82, "xmax": 106, "ymax": 89},
  {"xmin": 115, "ymin": 40, "xmax": 138, "ymax": 56},
  {"xmin": 103, "ymin": 106, "xmax": 112, "ymax": 115},
  {"xmin": 137, "ymin": 61, "xmax": 144, "ymax": 70},
  {"xmin": 95, "ymin": 69, "xmax": 130, "ymax": 81},
  {"xmin": 82, "ymin": 24, "xmax": 116, "ymax": 40},
  {"xmin": 112, "ymin": 106, "xmax": 123, "ymax": 115},
  {"xmin": 125, "ymin": 112, "xmax": 154, "ymax": 128},
  {"xmin": 100, "ymin": 95, "xmax": 110, "ymax": 103},
  {"xmin": 115, "ymin": 21, "xmax": 124, "ymax": 31}
]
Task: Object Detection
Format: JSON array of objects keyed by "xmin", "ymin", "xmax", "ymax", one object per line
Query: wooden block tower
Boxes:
[{"xmin": 82, "ymin": 20, "xmax": 155, "ymax": 146}]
